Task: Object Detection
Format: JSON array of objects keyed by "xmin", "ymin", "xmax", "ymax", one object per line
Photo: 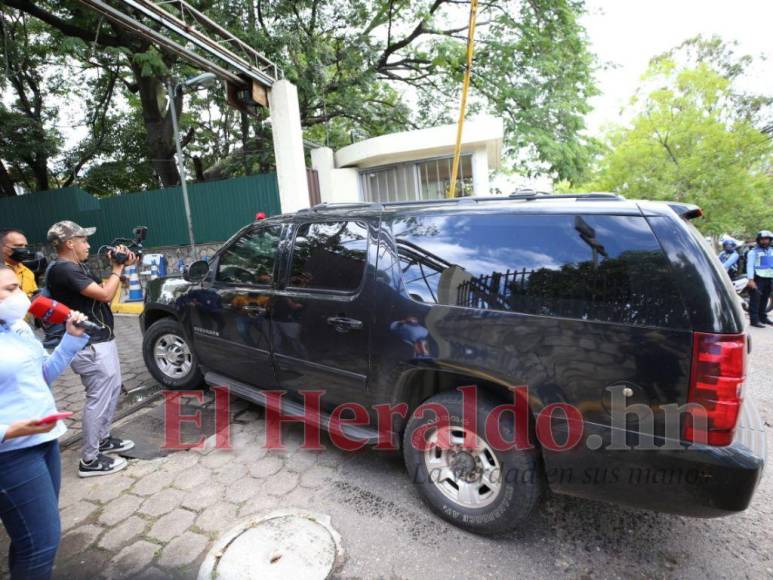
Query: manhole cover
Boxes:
[{"xmin": 198, "ymin": 510, "xmax": 344, "ymax": 580}]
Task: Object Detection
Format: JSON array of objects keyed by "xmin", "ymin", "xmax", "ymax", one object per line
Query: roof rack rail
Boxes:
[
  {"xmin": 508, "ymin": 191, "xmax": 625, "ymax": 201},
  {"xmin": 297, "ymin": 202, "xmax": 384, "ymax": 213},
  {"xmin": 382, "ymin": 198, "xmax": 480, "ymax": 208},
  {"xmin": 297, "ymin": 192, "xmax": 626, "ymax": 214}
]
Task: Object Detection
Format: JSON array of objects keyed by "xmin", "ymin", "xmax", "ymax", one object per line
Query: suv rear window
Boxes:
[
  {"xmin": 393, "ymin": 213, "xmax": 689, "ymax": 328},
  {"xmin": 289, "ymin": 221, "xmax": 369, "ymax": 292}
]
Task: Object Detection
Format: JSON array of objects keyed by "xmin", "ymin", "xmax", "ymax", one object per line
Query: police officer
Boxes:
[
  {"xmin": 0, "ymin": 229, "xmax": 38, "ymax": 297},
  {"xmin": 746, "ymin": 230, "xmax": 773, "ymax": 328},
  {"xmin": 718, "ymin": 238, "xmax": 740, "ymax": 279}
]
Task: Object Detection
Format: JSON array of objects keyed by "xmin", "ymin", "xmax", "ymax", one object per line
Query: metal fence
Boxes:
[
  {"xmin": 456, "ymin": 269, "xmax": 531, "ymax": 310},
  {"xmin": 0, "ymin": 173, "xmax": 281, "ymax": 248}
]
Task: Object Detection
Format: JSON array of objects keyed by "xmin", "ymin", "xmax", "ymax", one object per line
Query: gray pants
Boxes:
[{"xmin": 70, "ymin": 340, "xmax": 122, "ymax": 462}]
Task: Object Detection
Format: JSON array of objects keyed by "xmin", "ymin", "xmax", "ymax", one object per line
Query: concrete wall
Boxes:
[
  {"xmin": 311, "ymin": 117, "xmax": 504, "ymax": 204},
  {"xmin": 335, "ymin": 117, "xmax": 503, "ymax": 170}
]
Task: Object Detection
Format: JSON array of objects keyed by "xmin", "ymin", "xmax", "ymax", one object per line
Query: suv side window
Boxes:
[
  {"xmin": 216, "ymin": 225, "xmax": 282, "ymax": 286},
  {"xmin": 289, "ymin": 221, "xmax": 369, "ymax": 292},
  {"xmin": 393, "ymin": 213, "xmax": 689, "ymax": 328}
]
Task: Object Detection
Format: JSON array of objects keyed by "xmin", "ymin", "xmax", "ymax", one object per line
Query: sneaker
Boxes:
[
  {"xmin": 78, "ymin": 453, "xmax": 128, "ymax": 478},
  {"xmin": 99, "ymin": 436, "xmax": 135, "ymax": 455},
  {"xmin": 751, "ymin": 322, "xmax": 766, "ymax": 328}
]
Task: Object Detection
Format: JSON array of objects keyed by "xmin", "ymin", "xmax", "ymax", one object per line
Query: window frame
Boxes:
[
  {"xmin": 284, "ymin": 219, "xmax": 372, "ymax": 296},
  {"xmin": 213, "ymin": 223, "xmax": 284, "ymax": 289}
]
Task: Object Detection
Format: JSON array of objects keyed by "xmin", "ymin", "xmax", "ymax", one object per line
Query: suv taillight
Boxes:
[{"xmin": 684, "ymin": 332, "xmax": 746, "ymax": 446}]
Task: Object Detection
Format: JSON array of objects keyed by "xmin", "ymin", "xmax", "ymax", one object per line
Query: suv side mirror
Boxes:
[{"xmin": 185, "ymin": 260, "xmax": 210, "ymax": 283}]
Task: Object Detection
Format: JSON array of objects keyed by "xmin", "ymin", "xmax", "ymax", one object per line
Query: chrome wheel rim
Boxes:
[
  {"xmin": 154, "ymin": 333, "xmax": 193, "ymax": 379},
  {"xmin": 423, "ymin": 426, "xmax": 502, "ymax": 509}
]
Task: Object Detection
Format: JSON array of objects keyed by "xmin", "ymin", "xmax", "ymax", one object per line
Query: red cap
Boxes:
[{"xmin": 256, "ymin": 212, "xmax": 266, "ymax": 220}]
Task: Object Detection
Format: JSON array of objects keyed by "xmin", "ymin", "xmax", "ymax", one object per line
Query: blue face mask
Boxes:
[{"xmin": 0, "ymin": 290, "xmax": 31, "ymax": 325}]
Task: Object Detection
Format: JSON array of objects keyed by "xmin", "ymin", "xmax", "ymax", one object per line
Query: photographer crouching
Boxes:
[
  {"xmin": 0, "ymin": 265, "xmax": 89, "ymax": 580},
  {"xmin": 46, "ymin": 221, "xmax": 136, "ymax": 478}
]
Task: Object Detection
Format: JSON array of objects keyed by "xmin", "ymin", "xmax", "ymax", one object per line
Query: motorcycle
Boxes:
[{"xmin": 733, "ymin": 276, "xmax": 773, "ymax": 314}]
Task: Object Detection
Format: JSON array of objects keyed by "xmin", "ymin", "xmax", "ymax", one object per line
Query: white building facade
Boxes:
[{"xmin": 310, "ymin": 117, "xmax": 504, "ymax": 205}]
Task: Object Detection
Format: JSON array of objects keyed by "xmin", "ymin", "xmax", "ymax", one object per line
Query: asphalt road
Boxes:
[{"xmin": 319, "ymin": 324, "xmax": 772, "ymax": 579}]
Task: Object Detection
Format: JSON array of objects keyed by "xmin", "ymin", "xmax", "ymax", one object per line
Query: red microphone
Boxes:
[{"xmin": 28, "ymin": 296, "xmax": 102, "ymax": 334}]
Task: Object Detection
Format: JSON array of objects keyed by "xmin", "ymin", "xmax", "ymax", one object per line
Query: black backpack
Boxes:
[{"xmin": 39, "ymin": 260, "xmax": 66, "ymax": 348}]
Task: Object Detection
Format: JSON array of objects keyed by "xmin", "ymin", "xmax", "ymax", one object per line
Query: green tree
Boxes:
[
  {"xmin": 0, "ymin": 6, "xmax": 134, "ymax": 195},
  {"xmin": 207, "ymin": 0, "xmax": 598, "ymax": 182},
  {"xmin": 581, "ymin": 37, "xmax": 772, "ymax": 236},
  {"xmin": 3, "ymin": 0, "xmax": 598, "ymax": 192},
  {"xmin": 0, "ymin": 10, "xmax": 63, "ymax": 194}
]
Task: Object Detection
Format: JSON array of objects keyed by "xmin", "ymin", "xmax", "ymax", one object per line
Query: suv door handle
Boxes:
[{"xmin": 326, "ymin": 316, "xmax": 363, "ymax": 332}]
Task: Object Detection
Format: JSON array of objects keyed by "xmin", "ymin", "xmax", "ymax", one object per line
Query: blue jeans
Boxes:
[{"xmin": 0, "ymin": 440, "xmax": 61, "ymax": 580}]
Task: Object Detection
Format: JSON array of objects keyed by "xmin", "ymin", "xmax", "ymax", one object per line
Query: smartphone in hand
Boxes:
[{"xmin": 34, "ymin": 412, "xmax": 74, "ymax": 426}]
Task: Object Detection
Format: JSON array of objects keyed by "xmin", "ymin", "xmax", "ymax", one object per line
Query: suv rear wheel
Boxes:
[
  {"xmin": 402, "ymin": 390, "xmax": 543, "ymax": 535},
  {"xmin": 143, "ymin": 318, "xmax": 203, "ymax": 388}
]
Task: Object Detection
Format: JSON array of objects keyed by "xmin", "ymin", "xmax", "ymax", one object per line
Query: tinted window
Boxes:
[
  {"xmin": 289, "ymin": 221, "xmax": 369, "ymax": 292},
  {"xmin": 216, "ymin": 225, "xmax": 281, "ymax": 285},
  {"xmin": 393, "ymin": 213, "xmax": 689, "ymax": 328}
]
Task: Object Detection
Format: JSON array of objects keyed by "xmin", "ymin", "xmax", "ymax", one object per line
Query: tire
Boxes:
[
  {"xmin": 142, "ymin": 318, "xmax": 204, "ymax": 389},
  {"xmin": 402, "ymin": 390, "xmax": 543, "ymax": 535}
]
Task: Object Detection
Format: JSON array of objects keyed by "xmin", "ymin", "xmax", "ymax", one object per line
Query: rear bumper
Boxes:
[{"xmin": 544, "ymin": 398, "xmax": 766, "ymax": 517}]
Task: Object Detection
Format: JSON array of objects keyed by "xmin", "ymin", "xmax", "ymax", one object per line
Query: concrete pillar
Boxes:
[
  {"xmin": 330, "ymin": 169, "xmax": 361, "ymax": 203},
  {"xmin": 311, "ymin": 147, "xmax": 335, "ymax": 203},
  {"xmin": 268, "ymin": 80, "xmax": 309, "ymax": 213},
  {"xmin": 472, "ymin": 147, "xmax": 490, "ymax": 196}
]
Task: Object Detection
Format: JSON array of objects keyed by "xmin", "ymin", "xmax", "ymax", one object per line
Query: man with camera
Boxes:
[{"xmin": 46, "ymin": 221, "xmax": 136, "ymax": 477}]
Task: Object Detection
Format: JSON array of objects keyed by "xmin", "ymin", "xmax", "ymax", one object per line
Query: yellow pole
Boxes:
[{"xmin": 447, "ymin": 0, "xmax": 479, "ymax": 199}]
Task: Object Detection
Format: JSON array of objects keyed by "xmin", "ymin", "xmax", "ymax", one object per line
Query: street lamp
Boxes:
[{"xmin": 166, "ymin": 72, "xmax": 218, "ymax": 256}]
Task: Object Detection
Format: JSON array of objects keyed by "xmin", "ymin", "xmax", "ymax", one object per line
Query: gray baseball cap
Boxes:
[{"xmin": 47, "ymin": 220, "xmax": 97, "ymax": 246}]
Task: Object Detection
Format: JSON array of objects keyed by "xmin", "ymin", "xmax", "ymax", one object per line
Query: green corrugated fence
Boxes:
[{"xmin": 0, "ymin": 174, "xmax": 281, "ymax": 248}]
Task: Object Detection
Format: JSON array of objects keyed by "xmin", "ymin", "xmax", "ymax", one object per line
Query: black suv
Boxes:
[{"xmin": 141, "ymin": 193, "xmax": 766, "ymax": 534}]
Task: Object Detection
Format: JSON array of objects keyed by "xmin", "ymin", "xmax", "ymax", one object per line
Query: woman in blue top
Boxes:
[{"xmin": 0, "ymin": 264, "xmax": 89, "ymax": 580}]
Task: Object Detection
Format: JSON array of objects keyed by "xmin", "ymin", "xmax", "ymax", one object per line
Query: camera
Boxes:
[{"xmin": 99, "ymin": 226, "xmax": 148, "ymax": 265}]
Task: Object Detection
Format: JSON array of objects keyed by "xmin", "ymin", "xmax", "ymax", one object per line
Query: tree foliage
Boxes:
[
  {"xmin": 581, "ymin": 36, "xmax": 773, "ymax": 237},
  {"xmin": 0, "ymin": 0, "xmax": 598, "ymax": 196}
]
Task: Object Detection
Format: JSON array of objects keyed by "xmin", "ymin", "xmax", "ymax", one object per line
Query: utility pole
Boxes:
[
  {"xmin": 167, "ymin": 72, "xmax": 218, "ymax": 255},
  {"xmin": 167, "ymin": 80, "xmax": 196, "ymax": 254}
]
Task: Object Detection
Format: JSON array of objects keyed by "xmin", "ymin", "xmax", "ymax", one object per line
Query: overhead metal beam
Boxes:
[
  {"xmin": 131, "ymin": 0, "xmax": 280, "ymax": 81},
  {"xmin": 74, "ymin": 0, "xmax": 280, "ymax": 90},
  {"xmin": 118, "ymin": 0, "xmax": 279, "ymax": 87},
  {"xmin": 75, "ymin": 0, "xmax": 244, "ymax": 85}
]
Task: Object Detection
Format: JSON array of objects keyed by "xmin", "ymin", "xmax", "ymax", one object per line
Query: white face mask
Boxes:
[{"xmin": 0, "ymin": 290, "xmax": 31, "ymax": 325}]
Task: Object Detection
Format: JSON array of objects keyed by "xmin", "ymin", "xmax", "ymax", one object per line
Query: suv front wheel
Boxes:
[
  {"xmin": 143, "ymin": 318, "xmax": 204, "ymax": 389},
  {"xmin": 403, "ymin": 390, "xmax": 543, "ymax": 535}
]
